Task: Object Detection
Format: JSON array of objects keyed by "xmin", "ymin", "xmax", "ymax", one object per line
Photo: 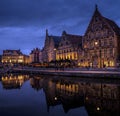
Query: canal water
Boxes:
[{"xmin": 0, "ymin": 74, "xmax": 120, "ymax": 116}]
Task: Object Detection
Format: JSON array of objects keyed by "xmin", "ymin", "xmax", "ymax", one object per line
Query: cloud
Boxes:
[{"xmin": 0, "ymin": 0, "xmax": 120, "ymax": 54}]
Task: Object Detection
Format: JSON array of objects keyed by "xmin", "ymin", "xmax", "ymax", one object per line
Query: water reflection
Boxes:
[
  {"xmin": 1, "ymin": 74, "xmax": 29, "ymax": 89},
  {"xmin": 30, "ymin": 76, "xmax": 120, "ymax": 116},
  {"xmin": 0, "ymin": 74, "xmax": 120, "ymax": 116}
]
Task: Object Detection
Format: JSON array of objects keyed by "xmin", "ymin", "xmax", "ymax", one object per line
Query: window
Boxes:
[
  {"xmin": 66, "ymin": 42, "xmax": 69, "ymax": 45},
  {"xmin": 95, "ymin": 16, "xmax": 99, "ymax": 22}
]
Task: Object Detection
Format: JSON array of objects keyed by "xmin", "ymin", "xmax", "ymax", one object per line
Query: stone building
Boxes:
[
  {"xmin": 42, "ymin": 29, "xmax": 61, "ymax": 62},
  {"xmin": 82, "ymin": 6, "xmax": 120, "ymax": 68},
  {"xmin": 2, "ymin": 49, "xmax": 29, "ymax": 64},
  {"xmin": 41, "ymin": 5, "xmax": 120, "ymax": 68},
  {"xmin": 56, "ymin": 31, "xmax": 82, "ymax": 66},
  {"xmin": 29, "ymin": 48, "xmax": 42, "ymax": 63}
]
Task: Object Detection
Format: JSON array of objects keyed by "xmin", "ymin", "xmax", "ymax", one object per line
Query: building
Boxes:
[
  {"xmin": 29, "ymin": 48, "xmax": 42, "ymax": 63},
  {"xmin": 56, "ymin": 31, "xmax": 82, "ymax": 66},
  {"xmin": 41, "ymin": 5, "xmax": 120, "ymax": 68},
  {"xmin": 0, "ymin": 55, "xmax": 2, "ymax": 63},
  {"xmin": 82, "ymin": 5, "xmax": 120, "ymax": 68},
  {"xmin": 2, "ymin": 49, "xmax": 29, "ymax": 65},
  {"xmin": 42, "ymin": 30, "xmax": 82, "ymax": 66},
  {"xmin": 42, "ymin": 29, "xmax": 61, "ymax": 62}
]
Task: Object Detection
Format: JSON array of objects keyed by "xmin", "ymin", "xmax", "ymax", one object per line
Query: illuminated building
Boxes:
[
  {"xmin": 29, "ymin": 48, "xmax": 42, "ymax": 63},
  {"xmin": 41, "ymin": 5, "xmax": 120, "ymax": 68},
  {"xmin": 56, "ymin": 31, "xmax": 82, "ymax": 66},
  {"xmin": 42, "ymin": 30, "xmax": 82, "ymax": 66},
  {"xmin": 42, "ymin": 29, "xmax": 61, "ymax": 62},
  {"xmin": 82, "ymin": 5, "xmax": 120, "ymax": 68},
  {"xmin": 2, "ymin": 49, "xmax": 29, "ymax": 64}
]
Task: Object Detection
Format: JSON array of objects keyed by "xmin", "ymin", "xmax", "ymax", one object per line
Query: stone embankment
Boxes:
[{"xmin": 7, "ymin": 67, "xmax": 120, "ymax": 79}]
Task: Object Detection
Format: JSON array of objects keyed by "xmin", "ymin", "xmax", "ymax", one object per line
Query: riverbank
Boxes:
[{"xmin": 6, "ymin": 67, "xmax": 120, "ymax": 79}]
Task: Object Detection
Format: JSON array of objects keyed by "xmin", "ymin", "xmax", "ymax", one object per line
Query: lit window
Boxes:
[{"xmin": 95, "ymin": 41, "xmax": 98, "ymax": 45}]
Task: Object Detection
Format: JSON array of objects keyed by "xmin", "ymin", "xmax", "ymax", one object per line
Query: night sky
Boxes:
[{"xmin": 0, "ymin": 0, "xmax": 120, "ymax": 55}]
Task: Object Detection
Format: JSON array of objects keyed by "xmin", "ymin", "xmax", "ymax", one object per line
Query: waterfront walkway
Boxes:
[{"xmin": 9, "ymin": 67, "xmax": 120, "ymax": 78}]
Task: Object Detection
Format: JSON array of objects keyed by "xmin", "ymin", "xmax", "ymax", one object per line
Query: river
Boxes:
[{"xmin": 0, "ymin": 74, "xmax": 120, "ymax": 116}]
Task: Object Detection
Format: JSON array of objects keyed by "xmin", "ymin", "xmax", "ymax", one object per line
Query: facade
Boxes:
[
  {"xmin": 42, "ymin": 29, "xmax": 61, "ymax": 62},
  {"xmin": 82, "ymin": 6, "xmax": 120, "ymax": 68},
  {"xmin": 56, "ymin": 31, "xmax": 82, "ymax": 66},
  {"xmin": 2, "ymin": 49, "xmax": 29, "ymax": 64},
  {"xmin": 29, "ymin": 48, "xmax": 42, "ymax": 63},
  {"xmin": 41, "ymin": 6, "xmax": 120, "ymax": 68}
]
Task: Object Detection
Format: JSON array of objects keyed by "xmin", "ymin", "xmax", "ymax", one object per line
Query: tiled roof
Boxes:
[
  {"xmin": 49, "ymin": 35, "xmax": 61, "ymax": 48},
  {"xmin": 65, "ymin": 34, "xmax": 83, "ymax": 48},
  {"xmin": 3, "ymin": 49, "xmax": 22, "ymax": 55}
]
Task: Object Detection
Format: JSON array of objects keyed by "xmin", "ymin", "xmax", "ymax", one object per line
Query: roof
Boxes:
[
  {"xmin": 85, "ymin": 5, "xmax": 120, "ymax": 36},
  {"xmin": 49, "ymin": 35, "xmax": 61, "ymax": 48},
  {"xmin": 3, "ymin": 49, "xmax": 23, "ymax": 55},
  {"xmin": 65, "ymin": 33, "xmax": 83, "ymax": 48},
  {"xmin": 104, "ymin": 17, "xmax": 120, "ymax": 36}
]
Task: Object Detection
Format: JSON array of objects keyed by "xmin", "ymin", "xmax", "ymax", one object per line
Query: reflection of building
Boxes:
[
  {"xmin": 30, "ymin": 76, "xmax": 120, "ymax": 115},
  {"xmin": 29, "ymin": 48, "xmax": 42, "ymax": 63},
  {"xmin": 30, "ymin": 76, "xmax": 44, "ymax": 91},
  {"xmin": 1, "ymin": 74, "xmax": 29, "ymax": 89},
  {"xmin": 2, "ymin": 49, "xmax": 29, "ymax": 64}
]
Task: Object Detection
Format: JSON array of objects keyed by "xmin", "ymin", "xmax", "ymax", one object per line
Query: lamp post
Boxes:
[
  {"xmin": 54, "ymin": 48, "xmax": 57, "ymax": 69},
  {"xmin": 99, "ymin": 40, "xmax": 102, "ymax": 68}
]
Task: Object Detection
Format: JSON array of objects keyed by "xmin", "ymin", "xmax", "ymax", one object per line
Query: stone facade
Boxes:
[
  {"xmin": 29, "ymin": 48, "xmax": 42, "ymax": 63},
  {"xmin": 82, "ymin": 6, "xmax": 120, "ymax": 68},
  {"xmin": 41, "ymin": 6, "xmax": 120, "ymax": 68},
  {"xmin": 42, "ymin": 29, "xmax": 61, "ymax": 62},
  {"xmin": 2, "ymin": 49, "xmax": 29, "ymax": 64},
  {"xmin": 56, "ymin": 31, "xmax": 82, "ymax": 66}
]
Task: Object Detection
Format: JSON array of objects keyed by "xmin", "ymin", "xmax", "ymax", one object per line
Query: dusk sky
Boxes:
[{"xmin": 0, "ymin": 0, "xmax": 120, "ymax": 55}]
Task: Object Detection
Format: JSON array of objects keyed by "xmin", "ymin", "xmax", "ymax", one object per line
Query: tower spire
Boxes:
[
  {"xmin": 95, "ymin": 4, "xmax": 98, "ymax": 11},
  {"xmin": 46, "ymin": 29, "xmax": 48, "ymax": 36}
]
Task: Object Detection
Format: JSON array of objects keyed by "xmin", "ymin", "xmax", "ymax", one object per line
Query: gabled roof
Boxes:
[
  {"xmin": 49, "ymin": 35, "xmax": 61, "ymax": 48},
  {"xmin": 66, "ymin": 33, "xmax": 82, "ymax": 47},
  {"xmin": 85, "ymin": 5, "xmax": 120, "ymax": 36},
  {"xmin": 85, "ymin": 5, "xmax": 102, "ymax": 35},
  {"xmin": 3, "ymin": 49, "xmax": 23, "ymax": 55}
]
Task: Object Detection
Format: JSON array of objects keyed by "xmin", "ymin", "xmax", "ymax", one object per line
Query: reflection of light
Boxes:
[
  {"xmin": 54, "ymin": 97, "xmax": 57, "ymax": 100},
  {"xmin": 2, "ymin": 77, "xmax": 4, "ymax": 80},
  {"xmin": 85, "ymin": 97, "xmax": 88, "ymax": 100},
  {"xmin": 97, "ymin": 107, "xmax": 100, "ymax": 111}
]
